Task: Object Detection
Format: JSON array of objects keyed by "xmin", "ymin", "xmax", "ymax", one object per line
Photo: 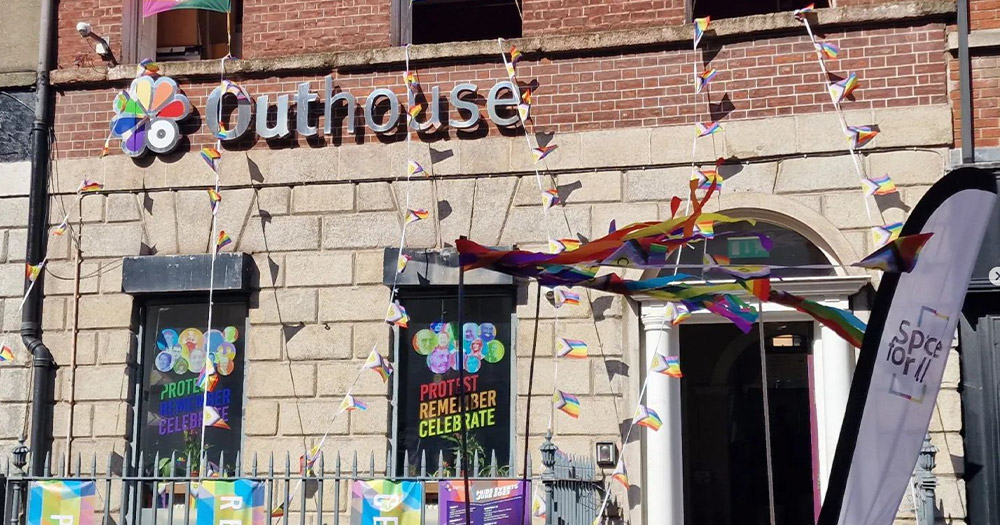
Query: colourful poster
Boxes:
[
  {"xmin": 349, "ymin": 480, "xmax": 423, "ymax": 525},
  {"xmin": 27, "ymin": 480, "xmax": 97, "ymax": 525},
  {"xmin": 438, "ymin": 480, "xmax": 530, "ymax": 525},
  {"xmin": 195, "ymin": 480, "xmax": 265, "ymax": 525}
]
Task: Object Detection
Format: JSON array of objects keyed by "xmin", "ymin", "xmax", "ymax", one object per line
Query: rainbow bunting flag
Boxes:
[
  {"xmin": 203, "ymin": 406, "xmax": 230, "ymax": 430},
  {"xmin": 405, "ymin": 209, "xmax": 429, "ymax": 225},
  {"xmin": 703, "ymin": 253, "xmax": 731, "ymax": 266},
  {"xmin": 554, "ymin": 288, "xmax": 581, "ymax": 307},
  {"xmin": 695, "ymin": 121, "xmax": 722, "ymax": 137},
  {"xmin": 553, "ymin": 390, "xmax": 581, "ymax": 418},
  {"xmin": 407, "ymin": 159, "xmax": 425, "ymax": 177},
  {"xmin": 548, "ymin": 238, "xmax": 582, "ymax": 254},
  {"xmin": 696, "ymin": 68, "xmax": 718, "ymax": 93},
  {"xmin": 404, "ymin": 70, "xmax": 420, "ymax": 91},
  {"xmin": 542, "ymin": 188, "xmax": 560, "ymax": 209},
  {"xmin": 664, "ymin": 355, "xmax": 683, "ymax": 378},
  {"xmin": 340, "ymin": 394, "xmax": 368, "ymax": 412},
  {"xmin": 692, "ymin": 168, "xmax": 724, "ymax": 190},
  {"xmin": 871, "ymin": 221, "xmax": 903, "ymax": 247},
  {"xmin": 52, "ymin": 216, "xmax": 69, "ymax": 236},
  {"xmin": 793, "ymin": 3, "xmax": 815, "ymax": 20},
  {"xmin": 694, "ymin": 17, "xmax": 711, "ymax": 48},
  {"xmin": 216, "ymin": 230, "xmax": 232, "ymax": 249},
  {"xmin": 78, "ymin": 179, "xmax": 104, "ymax": 193},
  {"xmin": 557, "ymin": 338, "xmax": 589, "ymax": 359},
  {"xmin": 862, "ymin": 174, "xmax": 898, "ymax": 196},
  {"xmin": 407, "ymin": 103, "xmax": 424, "ymax": 121},
  {"xmin": 137, "ymin": 58, "xmax": 160, "ymax": 76},
  {"xmin": 695, "ymin": 221, "xmax": 715, "ymax": 239},
  {"xmin": 386, "ymin": 302, "xmax": 410, "ymax": 328},
  {"xmin": 397, "ymin": 253, "xmax": 411, "ymax": 273},
  {"xmin": 740, "ymin": 277, "xmax": 772, "ymax": 301},
  {"xmin": 532, "ymin": 486, "xmax": 547, "ymax": 519},
  {"xmin": 207, "ymin": 188, "xmax": 222, "ymax": 212},
  {"xmin": 666, "ymin": 302, "xmax": 690, "ymax": 325},
  {"xmin": 300, "ymin": 446, "xmax": 320, "ymax": 476},
  {"xmin": 518, "ymin": 102, "xmax": 531, "ymax": 122},
  {"xmin": 768, "ymin": 290, "xmax": 866, "ymax": 348},
  {"xmin": 270, "ymin": 503, "xmax": 285, "ymax": 518},
  {"xmin": 0, "ymin": 343, "xmax": 14, "ymax": 362},
  {"xmin": 719, "ymin": 264, "xmax": 772, "ymax": 283},
  {"xmin": 25, "ymin": 262, "xmax": 43, "ymax": 282},
  {"xmin": 816, "ymin": 41, "xmax": 840, "ymax": 59},
  {"xmin": 364, "ymin": 346, "xmax": 394, "ymax": 382},
  {"xmin": 847, "ymin": 125, "xmax": 878, "ymax": 149},
  {"xmin": 853, "ymin": 232, "xmax": 933, "ymax": 273},
  {"xmin": 201, "ymin": 146, "xmax": 221, "ymax": 172},
  {"xmin": 633, "ymin": 405, "xmax": 663, "ymax": 431},
  {"xmin": 505, "ymin": 63, "xmax": 517, "ymax": 80},
  {"xmin": 510, "ymin": 45, "xmax": 523, "ymax": 66},
  {"xmin": 828, "ymin": 73, "xmax": 859, "ymax": 104},
  {"xmin": 197, "ymin": 367, "xmax": 219, "ymax": 392},
  {"xmin": 532, "ymin": 145, "xmax": 558, "ymax": 162},
  {"xmin": 611, "ymin": 462, "xmax": 629, "ymax": 487},
  {"xmin": 521, "ymin": 88, "xmax": 532, "ymax": 105}
]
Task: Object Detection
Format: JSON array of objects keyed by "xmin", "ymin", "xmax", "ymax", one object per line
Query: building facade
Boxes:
[{"xmin": 0, "ymin": 0, "xmax": 996, "ymax": 523}]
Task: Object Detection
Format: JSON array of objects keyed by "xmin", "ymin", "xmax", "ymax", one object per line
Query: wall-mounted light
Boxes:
[
  {"xmin": 595, "ymin": 442, "xmax": 617, "ymax": 469},
  {"xmin": 12, "ymin": 438, "xmax": 29, "ymax": 472},
  {"xmin": 76, "ymin": 22, "xmax": 118, "ymax": 66}
]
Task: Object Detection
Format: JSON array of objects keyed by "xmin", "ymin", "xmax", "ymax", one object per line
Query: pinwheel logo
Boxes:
[{"xmin": 110, "ymin": 75, "xmax": 191, "ymax": 157}]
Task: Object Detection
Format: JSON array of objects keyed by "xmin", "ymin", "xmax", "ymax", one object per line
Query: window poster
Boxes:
[
  {"xmin": 396, "ymin": 291, "xmax": 515, "ymax": 476},
  {"xmin": 139, "ymin": 301, "xmax": 247, "ymax": 475},
  {"xmin": 438, "ymin": 480, "xmax": 530, "ymax": 525}
]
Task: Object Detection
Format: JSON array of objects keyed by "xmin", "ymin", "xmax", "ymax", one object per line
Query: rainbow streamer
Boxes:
[
  {"xmin": 768, "ymin": 290, "xmax": 866, "ymax": 348},
  {"xmin": 853, "ymin": 232, "xmax": 933, "ymax": 273},
  {"xmin": 553, "ymin": 390, "xmax": 581, "ymax": 418},
  {"xmin": 557, "ymin": 338, "xmax": 589, "ymax": 359},
  {"xmin": 862, "ymin": 174, "xmax": 898, "ymax": 196},
  {"xmin": 633, "ymin": 405, "xmax": 663, "ymax": 431},
  {"xmin": 549, "ymin": 238, "xmax": 582, "ymax": 253}
]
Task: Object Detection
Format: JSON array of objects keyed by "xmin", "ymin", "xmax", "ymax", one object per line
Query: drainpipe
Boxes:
[
  {"xmin": 23, "ymin": 0, "xmax": 58, "ymax": 476},
  {"xmin": 958, "ymin": 0, "xmax": 974, "ymax": 164}
]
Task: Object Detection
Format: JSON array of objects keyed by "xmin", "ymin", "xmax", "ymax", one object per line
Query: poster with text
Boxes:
[
  {"xmin": 349, "ymin": 480, "xmax": 423, "ymax": 525},
  {"xmin": 438, "ymin": 480, "xmax": 530, "ymax": 525},
  {"xmin": 195, "ymin": 480, "xmax": 265, "ymax": 525},
  {"xmin": 27, "ymin": 480, "xmax": 97, "ymax": 525},
  {"xmin": 396, "ymin": 292, "xmax": 514, "ymax": 475},
  {"xmin": 139, "ymin": 302, "xmax": 247, "ymax": 474}
]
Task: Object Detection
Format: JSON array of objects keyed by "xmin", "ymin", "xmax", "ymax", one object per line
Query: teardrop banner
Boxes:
[{"xmin": 818, "ymin": 167, "xmax": 998, "ymax": 525}]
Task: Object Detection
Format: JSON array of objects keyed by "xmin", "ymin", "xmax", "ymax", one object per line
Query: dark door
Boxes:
[
  {"xmin": 681, "ymin": 322, "xmax": 815, "ymax": 525},
  {"xmin": 960, "ymin": 298, "xmax": 1000, "ymax": 524}
]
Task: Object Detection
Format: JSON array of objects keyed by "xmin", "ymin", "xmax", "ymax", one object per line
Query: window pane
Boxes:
[
  {"xmin": 692, "ymin": 0, "xmax": 829, "ymax": 20},
  {"xmin": 139, "ymin": 301, "xmax": 247, "ymax": 475},
  {"xmin": 412, "ymin": 0, "xmax": 522, "ymax": 45},
  {"xmin": 395, "ymin": 290, "xmax": 515, "ymax": 476}
]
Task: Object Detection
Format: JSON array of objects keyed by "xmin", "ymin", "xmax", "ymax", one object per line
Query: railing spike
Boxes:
[
  {"xmin": 437, "ymin": 451, "xmax": 444, "ymax": 478},
  {"xmin": 385, "ymin": 450, "xmax": 391, "ymax": 477},
  {"xmin": 473, "ymin": 450, "xmax": 480, "ymax": 477},
  {"xmin": 419, "ymin": 450, "xmax": 426, "ymax": 478},
  {"xmin": 490, "ymin": 450, "xmax": 497, "ymax": 477},
  {"xmin": 90, "ymin": 453, "xmax": 97, "ymax": 477},
  {"xmin": 74, "ymin": 453, "xmax": 81, "ymax": 477},
  {"xmin": 402, "ymin": 451, "xmax": 410, "ymax": 478},
  {"xmin": 44, "ymin": 451, "xmax": 51, "ymax": 476},
  {"xmin": 284, "ymin": 451, "xmax": 290, "ymax": 476},
  {"xmin": 352, "ymin": 451, "xmax": 358, "ymax": 478},
  {"xmin": 318, "ymin": 450, "xmax": 325, "ymax": 476},
  {"xmin": 219, "ymin": 450, "xmax": 226, "ymax": 476},
  {"xmin": 252, "ymin": 452, "xmax": 258, "ymax": 477},
  {"xmin": 335, "ymin": 452, "xmax": 341, "ymax": 477},
  {"xmin": 235, "ymin": 450, "xmax": 242, "ymax": 475}
]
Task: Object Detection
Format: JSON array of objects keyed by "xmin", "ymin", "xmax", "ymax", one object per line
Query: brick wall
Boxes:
[
  {"xmin": 521, "ymin": 0, "xmax": 686, "ymax": 36},
  {"xmin": 241, "ymin": 0, "xmax": 391, "ymax": 59},
  {"xmin": 52, "ymin": 23, "xmax": 948, "ymax": 159},
  {"xmin": 58, "ymin": 0, "xmax": 124, "ymax": 69}
]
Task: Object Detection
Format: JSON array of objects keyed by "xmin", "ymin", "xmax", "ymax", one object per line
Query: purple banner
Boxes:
[{"xmin": 438, "ymin": 480, "xmax": 530, "ymax": 525}]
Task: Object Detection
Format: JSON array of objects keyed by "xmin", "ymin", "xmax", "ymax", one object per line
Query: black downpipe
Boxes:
[
  {"xmin": 959, "ymin": 0, "xmax": 974, "ymax": 163},
  {"xmin": 24, "ymin": 0, "xmax": 58, "ymax": 476}
]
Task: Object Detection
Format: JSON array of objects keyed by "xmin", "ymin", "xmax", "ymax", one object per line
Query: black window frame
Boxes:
[{"xmin": 392, "ymin": 0, "xmax": 522, "ymax": 46}]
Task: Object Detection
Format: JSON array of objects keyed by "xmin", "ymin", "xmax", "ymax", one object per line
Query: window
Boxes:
[
  {"xmin": 393, "ymin": 288, "xmax": 516, "ymax": 476},
  {"xmin": 396, "ymin": 0, "xmax": 522, "ymax": 46},
  {"xmin": 137, "ymin": 300, "xmax": 248, "ymax": 476},
  {"xmin": 155, "ymin": 3, "xmax": 242, "ymax": 61},
  {"xmin": 691, "ymin": 0, "xmax": 829, "ymax": 20}
]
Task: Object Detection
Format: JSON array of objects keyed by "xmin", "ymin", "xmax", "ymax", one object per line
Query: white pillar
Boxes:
[
  {"xmin": 813, "ymin": 321, "xmax": 856, "ymax": 497},
  {"xmin": 641, "ymin": 303, "xmax": 683, "ymax": 525}
]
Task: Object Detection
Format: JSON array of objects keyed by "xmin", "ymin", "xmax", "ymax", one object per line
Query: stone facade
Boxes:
[{"xmin": 0, "ymin": 1, "xmax": 983, "ymax": 524}]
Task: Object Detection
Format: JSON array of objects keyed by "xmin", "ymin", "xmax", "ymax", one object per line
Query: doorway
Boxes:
[{"xmin": 680, "ymin": 321, "xmax": 817, "ymax": 525}]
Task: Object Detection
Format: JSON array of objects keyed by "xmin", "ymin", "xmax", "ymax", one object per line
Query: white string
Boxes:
[
  {"xmin": 756, "ymin": 299, "xmax": 777, "ymax": 525},
  {"xmin": 799, "ymin": 18, "xmax": 885, "ymax": 231}
]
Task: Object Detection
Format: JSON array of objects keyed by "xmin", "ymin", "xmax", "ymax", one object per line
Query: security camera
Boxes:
[{"xmin": 76, "ymin": 22, "xmax": 92, "ymax": 38}]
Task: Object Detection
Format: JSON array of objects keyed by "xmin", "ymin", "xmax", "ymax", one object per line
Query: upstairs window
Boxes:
[
  {"xmin": 156, "ymin": 3, "xmax": 242, "ymax": 61},
  {"xmin": 397, "ymin": 0, "xmax": 522, "ymax": 45},
  {"xmin": 692, "ymin": 0, "xmax": 829, "ymax": 20}
]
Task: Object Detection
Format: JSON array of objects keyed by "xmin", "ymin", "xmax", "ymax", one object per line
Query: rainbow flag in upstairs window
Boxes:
[{"xmin": 144, "ymin": 0, "xmax": 230, "ymax": 17}]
